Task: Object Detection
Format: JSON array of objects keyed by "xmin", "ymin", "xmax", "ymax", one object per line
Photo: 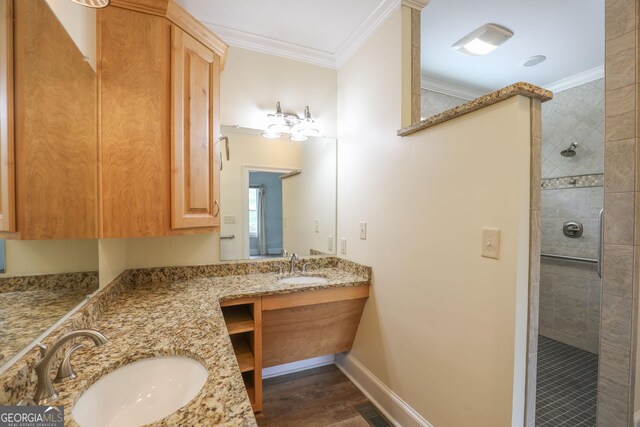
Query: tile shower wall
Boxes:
[
  {"xmin": 542, "ymin": 78, "xmax": 604, "ymax": 179},
  {"xmin": 420, "ymin": 89, "xmax": 466, "ymax": 119},
  {"xmin": 540, "ymin": 180, "xmax": 602, "ymax": 356},
  {"xmin": 539, "ymin": 79, "xmax": 604, "ymax": 359},
  {"xmin": 541, "ymin": 186, "xmax": 603, "ymax": 260},
  {"xmin": 540, "ymin": 257, "xmax": 601, "ymax": 354}
]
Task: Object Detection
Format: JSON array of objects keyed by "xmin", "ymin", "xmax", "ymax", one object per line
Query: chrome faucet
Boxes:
[
  {"xmin": 281, "ymin": 248, "xmax": 288, "ymax": 258},
  {"xmin": 32, "ymin": 329, "xmax": 107, "ymax": 404},
  {"xmin": 289, "ymin": 253, "xmax": 298, "ymax": 274}
]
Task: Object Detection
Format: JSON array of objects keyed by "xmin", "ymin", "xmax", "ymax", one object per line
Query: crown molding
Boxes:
[
  {"xmin": 334, "ymin": 0, "xmax": 400, "ymax": 67},
  {"xmin": 200, "ymin": 0, "xmax": 400, "ymax": 69},
  {"xmin": 203, "ymin": 23, "xmax": 336, "ymax": 69},
  {"xmin": 420, "ymin": 75, "xmax": 485, "ymax": 100},
  {"xmin": 401, "ymin": 0, "xmax": 430, "ymax": 10},
  {"xmin": 545, "ymin": 65, "xmax": 604, "ymax": 93}
]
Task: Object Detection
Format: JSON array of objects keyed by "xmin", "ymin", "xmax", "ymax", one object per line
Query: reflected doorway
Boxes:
[{"xmin": 247, "ymin": 171, "xmax": 284, "ymax": 259}]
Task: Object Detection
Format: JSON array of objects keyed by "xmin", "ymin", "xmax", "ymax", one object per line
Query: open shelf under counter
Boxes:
[
  {"xmin": 231, "ymin": 334, "xmax": 255, "ymax": 373},
  {"xmin": 222, "ymin": 305, "xmax": 255, "ymax": 335},
  {"xmin": 242, "ymin": 371, "xmax": 256, "ymax": 406}
]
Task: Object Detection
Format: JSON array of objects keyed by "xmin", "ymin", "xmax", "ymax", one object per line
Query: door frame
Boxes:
[{"xmin": 241, "ymin": 166, "xmax": 294, "ymax": 259}]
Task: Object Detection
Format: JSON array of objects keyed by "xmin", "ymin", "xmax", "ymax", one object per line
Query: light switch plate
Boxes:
[
  {"xmin": 359, "ymin": 222, "xmax": 367, "ymax": 240},
  {"xmin": 223, "ymin": 216, "xmax": 236, "ymax": 224},
  {"xmin": 481, "ymin": 228, "xmax": 500, "ymax": 259},
  {"xmin": 340, "ymin": 238, "xmax": 347, "ymax": 255}
]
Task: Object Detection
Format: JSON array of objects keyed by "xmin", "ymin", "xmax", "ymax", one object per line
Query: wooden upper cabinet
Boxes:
[
  {"xmin": 171, "ymin": 26, "xmax": 221, "ymax": 229},
  {"xmin": 12, "ymin": 0, "xmax": 97, "ymax": 239},
  {"xmin": 98, "ymin": 7, "xmax": 169, "ymax": 238},
  {"xmin": 0, "ymin": 0, "xmax": 15, "ymax": 233},
  {"xmin": 98, "ymin": 1, "xmax": 226, "ymax": 238}
]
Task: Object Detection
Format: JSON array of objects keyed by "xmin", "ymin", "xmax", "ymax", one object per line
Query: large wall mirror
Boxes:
[
  {"xmin": 219, "ymin": 126, "xmax": 337, "ymax": 261},
  {"xmin": 0, "ymin": 0, "xmax": 99, "ymax": 373}
]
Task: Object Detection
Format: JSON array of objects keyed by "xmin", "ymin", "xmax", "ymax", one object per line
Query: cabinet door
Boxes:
[
  {"xmin": 14, "ymin": 0, "xmax": 97, "ymax": 239},
  {"xmin": 0, "ymin": 0, "xmax": 15, "ymax": 232},
  {"xmin": 171, "ymin": 25, "xmax": 220, "ymax": 229}
]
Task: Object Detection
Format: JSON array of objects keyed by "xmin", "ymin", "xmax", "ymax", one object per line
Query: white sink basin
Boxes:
[
  {"xmin": 278, "ymin": 276, "xmax": 329, "ymax": 285},
  {"xmin": 73, "ymin": 356, "xmax": 207, "ymax": 427}
]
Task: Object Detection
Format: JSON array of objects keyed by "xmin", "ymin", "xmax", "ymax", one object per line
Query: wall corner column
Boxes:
[
  {"xmin": 400, "ymin": 0, "xmax": 428, "ymax": 127},
  {"xmin": 599, "ymin": 0, "xmax": 640, "ymax": 425}
]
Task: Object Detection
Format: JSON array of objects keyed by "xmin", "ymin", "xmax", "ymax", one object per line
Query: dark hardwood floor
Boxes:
[{"xmin": 255, "ymin": 364, "xmax": 372, "ymax": 427}]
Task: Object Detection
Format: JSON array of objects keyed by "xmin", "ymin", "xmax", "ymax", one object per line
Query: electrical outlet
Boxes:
[
  {"xmin": 481, "ymin": 228, "xmax": 500, "ymax": 259},
  {"xmin": 328, "ymin": 236, "xmax": 334, "ymax": 252},
  {"xmin": 314, "ymin": 218, "xmax": 319, "ymax": 233},
  {"xmin": 340, "ymin": 238, "xmax": 347, "ymax": 255},
  {"xmin": 223, "ymin": 216, "xmax": 236, "ymax": 224},
  {"xmin": 359, "ymin": 222, "xmax": 367, "ymax": 240}
]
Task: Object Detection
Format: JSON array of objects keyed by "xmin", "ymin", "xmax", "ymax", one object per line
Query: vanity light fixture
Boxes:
[
  {"xmin": 452, "ymin": 24, "xmax": 513, "ymax": 56},
  {"xmin": 68, "ymin": 0, "xmax": 110, "ymax": 8},
  {"xmin": 261, "ymin": 102, "xmax": 321, "ymax": 142}
]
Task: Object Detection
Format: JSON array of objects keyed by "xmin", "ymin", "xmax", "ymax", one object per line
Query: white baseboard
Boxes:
[
  {"xmin": 634, "ymin": 410, "xmax": 640, "ymax": 427},
  {"xmin": 335, "ymin": 353, "xmax": 432, "ymax": 427},
  {"xmin": 262, "ymin": 355, "xmax": 335, "ymax": 379}
]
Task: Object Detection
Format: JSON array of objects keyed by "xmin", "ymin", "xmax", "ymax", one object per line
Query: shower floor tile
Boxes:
[{"xmin": 536, "ymin": 336, "xmax": 598, "ymax": 426}]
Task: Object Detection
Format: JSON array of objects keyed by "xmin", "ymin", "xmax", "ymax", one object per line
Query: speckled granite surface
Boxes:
[
  {"xmin": 398, "ymin": 82, "xmax": 553, "ymax": 136},
  {"xmin": 0, "ymin": 272, "xmax": 98, "ymax": 366},
  {"xmin": 0, "ymin": 272, "xmax": 98, "ymax": 293},
  {"xmin": 0, "ymin": 257, "xmax": 371, "ymax": 426}
]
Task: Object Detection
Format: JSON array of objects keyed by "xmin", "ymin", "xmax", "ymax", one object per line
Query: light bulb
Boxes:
[
  {"xmin": 268, "ymin": 123, "xmax": 290, "ymax": 133},
  {"xmin": 261, "ymin": 130, "xmax": 281, "ymax": 139}
]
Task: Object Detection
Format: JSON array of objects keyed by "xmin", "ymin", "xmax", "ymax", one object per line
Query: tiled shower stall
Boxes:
[{"xmin": 536, "ymin": 78, "xmax": 604, "ymax": 426}]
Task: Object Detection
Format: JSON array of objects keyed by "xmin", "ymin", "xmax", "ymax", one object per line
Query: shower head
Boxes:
[{"xmin": 561, "ymin": 142, "xmax": 578, "ymax": 157}]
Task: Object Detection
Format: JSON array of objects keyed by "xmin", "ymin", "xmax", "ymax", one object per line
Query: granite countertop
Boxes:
[
  {"xmin": 0, "ymin": 288, "xmax": 91, "ymax": 365},
  {"xmin": 397, "ymin": 82, "xmax": 553, "ymax": 136},
  {"xmin": 14, "ymin": 263, "xmax": 370, "ymax": 426},
  {"xmin": 0, "ymin": 272, "xmax": 98, "ymax": 365}
]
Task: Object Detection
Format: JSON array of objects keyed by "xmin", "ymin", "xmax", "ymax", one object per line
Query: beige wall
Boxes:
[
  {"xmin": 337, "ymin": 8, "xmax": 532, "ymax": 426},
  {"xmin": 98, "ymin": 238, "xmax": 125, "ymax": 288},
  {"xmin": 220, "ymin": 47, "xmax": 337, "ymax": 138},
  {"xmin": 124, "ymin": 234, "xmax": 219, "ymax": 269},
  {"xmin": 44, "ymin": 0, "xmax": 96, "ymax": 71},
  {"xmin": 96, "ymin": 234, "xmax": 219, "ymax": 287},
  {"xmin": 1, "ymin": 239, "xmax": 98, "ymax": 277}
]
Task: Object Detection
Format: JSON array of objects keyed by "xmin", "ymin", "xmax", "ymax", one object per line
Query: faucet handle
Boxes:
[
  {"xmin": 37, "ymin": 343, "xmax": 47, "ymax": 358},
  {"xmin": 302, "ymin": 263, "xmax": 310, "ymax": 273},
  {"xmin": 54, "ymin": 343, "xmax": 84, "ymax": 383},
  {"xmin": 276, "ymin": 265, "xmax": 284, "ymax": 275}
]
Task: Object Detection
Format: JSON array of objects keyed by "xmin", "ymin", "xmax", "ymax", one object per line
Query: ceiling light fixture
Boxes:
[
  {"xmin": 452, "ymin": 24, "xmax": 513, "ymax": 56},
  {"xmin": 261, "ymin": 102, "xmax": 321, "ymax": 142},
  {"xmin": 68, "ymin": 0, "xmax": 110, "ymax": 8},
  {"xmin": 522, "ymin": 55, "xmax": 547, "ymax": 67}
]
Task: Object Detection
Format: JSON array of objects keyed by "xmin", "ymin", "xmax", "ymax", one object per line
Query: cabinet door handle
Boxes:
[
  {"xmin": 214, "ymin": 200, "xmax": 220, "ymax": 217},
  {"xmin": 219, "ymin": 136, "xmax": 229, "ymax": 161}
]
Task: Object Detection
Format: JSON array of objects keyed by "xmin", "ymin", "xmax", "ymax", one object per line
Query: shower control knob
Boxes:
[{"xmin": 563, "ymin": 221, "xmax": 583, "ymax": 238}]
